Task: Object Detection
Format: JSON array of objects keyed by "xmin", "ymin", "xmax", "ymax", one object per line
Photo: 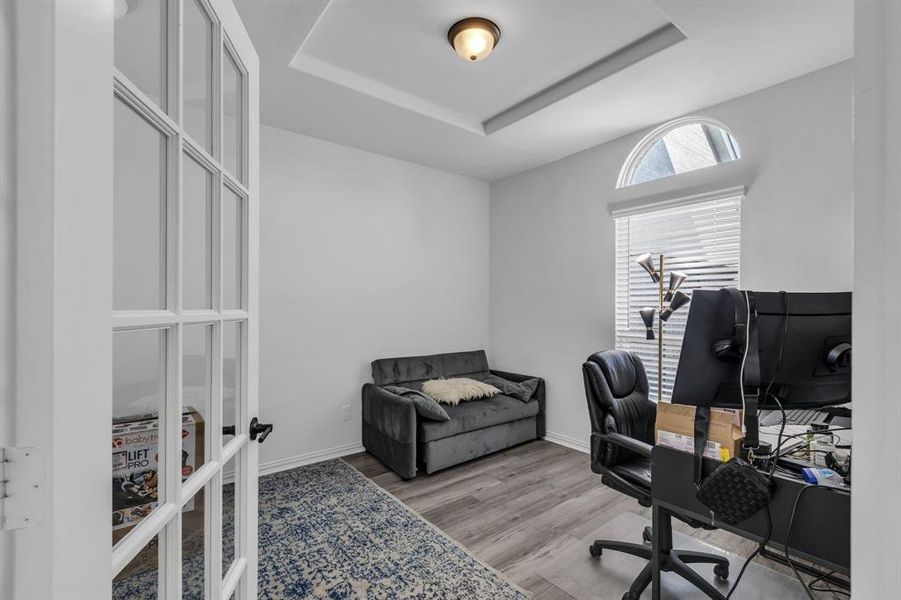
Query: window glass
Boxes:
[
  {"xmin": 112, "ymin": 328, "xmax": 167, "ymax": 543},
  {"xmin": 222, "ymin": 321, "xmax": 242, "ymax": 447},
  {"xmin": 183, "ymin": 324, "xmax": 213, "ymax": 475},
  {"xmin": 614, "ymin": 196, "xmax": 742, "ymax": 401},
  {"xmin": 115, "ymin": 0, "xmax": 166, "ymax": 110},
  {"xmin": 223, "ymin": 48, "xmax": 244, "ymax": 181},
  {"xmin": 222, "ymin": 453, "xmax": 238, "ymax": 574},
  {"xmin": 184, "ymin": 0, "xmax": 213, "ymax": 151},
  {"xmin": 183, "ymin": 154, "xmax": 213, "ymax": 310},
  {"xmin": 624, "ymin": 122, "xmax": 740, "ymax": 187},
  {"xmin": 182, "ymin": 483, "xmax": 208, "ymax": 600},
  {"xmin": 113, "ymin": 535, "xmax": 160, "ymax": 600},
  {"xmin": 222, "ymin": 188, "xmax": 244, "ymax": 310},
  {"xmin": 114, "ymin": 98, "xmax": 167, "ymax": 310}
]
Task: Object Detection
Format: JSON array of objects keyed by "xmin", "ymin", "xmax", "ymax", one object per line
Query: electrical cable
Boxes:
[
  {"xmin": 785, "ymin": 483, "xmax": 850, "ymax": 599},
  {"xmin": 766, "ymin": 292, "xmax": 790, "ymax": 465},
  {"xmin": 803, "ymin": 569, "xmax": 849, "ymax": 597},
  {"xmin": 725, "ymin": 292, "xmax": 787, "ymax": 598},
  {"xmin": 738, "ymin": 291, "xmax": 752, "ymax": 428},
  {"xmin": 725, "ymin": 504, "xmax": 771, "ymax": 599},
  {"xmin": 771, "ymin": 428, "xmax": 852, "ymax": 459}
]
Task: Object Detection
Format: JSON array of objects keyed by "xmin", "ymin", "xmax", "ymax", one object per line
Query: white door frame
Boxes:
[
  {"xmin": 0, "ymin": 2, "xmax": 17, "ymax": 598},
  {"xmin": 8, "ymin": 1, "xmax": 259, "ymax": 598},
  {"xmin": 11, "ymin": 1, "xmax": 114, "ymax": 599},
  {"xmin": 852, "ymin": 1, "xmax": 901, "ymax": 597}
]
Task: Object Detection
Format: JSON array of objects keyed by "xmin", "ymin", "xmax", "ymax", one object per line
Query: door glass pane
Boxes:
[
  {"xmin": 182, "ymin": 485, "xmax": 208, "ymax": 600},
  {"xmin": 184, "ymin": 0, "xmax": 213, "ymax": 152},
  {"xmin": 113, "ymin": 535, "xmax": 160, "ymax": 600},
  {"xmin": 222, "ymin": 454, "xmax": 238, "ymax": 574},
  {"xmin": 114, "ymin": 98, "xmax": 167, "ymax": 310},
  {"xmin": 183, "ymin": 324, "xmax": 212, "ymax": 476},
  {"xmin": 223, "ymin": 48, "xmax": 243, "ymax": 181},
  {"xmin": 115, "ymin": 0, "xmax": 166, "ymax": 110},
  {"xmin": 183, "ymin": 155, "xmax": 212, "ymax": 310},
  {"xmin": 112, "ymin": 329, "xmax": 166, "ymax": 544},
  {"xmin": 222, "ymin": 321, "xmax": 241, "ymax": 446},
  {"xmin": 222, "ymin": 188, "xmax": 243, "ymax": 309}
]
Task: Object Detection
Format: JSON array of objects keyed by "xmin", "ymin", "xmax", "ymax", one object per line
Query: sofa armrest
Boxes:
[
  {"xmin": 361, "ymin": 383, "xmax": 418, "ymax": 479},
  {"xmin": 490, "ymin": 369, "xmax": 546, "ymax": 438},
  {"xmin": 489, "ymin": 369, "xmax": 539, "ymax": 384}
]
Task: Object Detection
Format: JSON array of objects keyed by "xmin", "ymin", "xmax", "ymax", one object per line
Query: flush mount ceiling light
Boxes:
[{"xmin": 448, "ymin": 17, "xmax": 501, "ymax": 63}]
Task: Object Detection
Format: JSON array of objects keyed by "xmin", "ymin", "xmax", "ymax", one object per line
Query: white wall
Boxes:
[
  {"xmin": 489, "ymin": 62, "xmax": 853, "ymax": 449},
  {"xmin": 259, "ymin": 124, "xmax": 490, "ymax": 467}
]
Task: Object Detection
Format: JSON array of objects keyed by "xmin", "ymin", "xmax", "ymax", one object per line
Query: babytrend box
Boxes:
[{"xmin": 111, "ymin": 409, "xmax": 204, "ymax": 543}]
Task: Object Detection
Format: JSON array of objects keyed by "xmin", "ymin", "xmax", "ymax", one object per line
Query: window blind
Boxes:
[{"xmin": 614, "ymin": 194, "xmax": 742, "ymax": 402}]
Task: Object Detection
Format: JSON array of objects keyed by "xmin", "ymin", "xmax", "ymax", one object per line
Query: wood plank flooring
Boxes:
[{"xmin": 344, "ymin": 440, "xmax": 792, "ymax": 599}]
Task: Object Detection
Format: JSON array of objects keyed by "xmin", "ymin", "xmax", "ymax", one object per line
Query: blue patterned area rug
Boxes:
[
  {"xmin": 258, "ymin": 458, "xmax": 528, "ymax": 599},
  {"xmin": 113, "ymin": 459, "xmax": 528, "ymax": 599}
]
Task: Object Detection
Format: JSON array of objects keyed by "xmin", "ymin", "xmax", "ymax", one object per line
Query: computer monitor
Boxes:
[{"xmin": 671, "ymin": 289, "xmax": 851, "ymax": 409}]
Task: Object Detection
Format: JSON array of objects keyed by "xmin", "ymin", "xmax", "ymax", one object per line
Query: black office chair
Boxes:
[{"xmin": 583, "ymin": 350, "xmax": 730, "ymax": 600}]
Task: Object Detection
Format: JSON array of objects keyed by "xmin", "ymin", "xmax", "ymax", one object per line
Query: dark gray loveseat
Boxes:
[{"xmin": 362, "ymin": 350, "xmax": 545, "ymax": 479}]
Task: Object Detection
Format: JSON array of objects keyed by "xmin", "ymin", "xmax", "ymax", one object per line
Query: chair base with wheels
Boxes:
[{"xmin": 589, "ymin": 516, "xmax": 729, "ymax": 600}]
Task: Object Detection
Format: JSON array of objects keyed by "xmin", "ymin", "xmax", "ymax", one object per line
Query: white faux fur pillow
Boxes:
[{"xmin": 421, "ymin": 378, "xmax": 500, "ymax": 405}]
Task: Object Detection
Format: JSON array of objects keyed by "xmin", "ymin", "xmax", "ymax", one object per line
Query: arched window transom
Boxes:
[{"xmin": 617, "ymin": 117, "xmax": 741, "ymax": 188}]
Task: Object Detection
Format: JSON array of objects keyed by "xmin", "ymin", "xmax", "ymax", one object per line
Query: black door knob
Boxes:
[{"xmin": 249, "ymin": 417, "xmax": 273, "ymax": 443}]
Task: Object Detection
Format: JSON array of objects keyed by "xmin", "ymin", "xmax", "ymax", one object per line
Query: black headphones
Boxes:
[{"xmin": 712, "ymin": 288, "xmax": 750, "ymax": 361}]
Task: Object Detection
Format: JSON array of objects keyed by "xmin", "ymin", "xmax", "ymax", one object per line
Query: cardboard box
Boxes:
[
  {"xmin": 111, "ymin": 409, "xmax": 204, "ymax": 543},
  {"xmin": 655, "ymin": 402, "xmax": 743, "ymax": 462}
]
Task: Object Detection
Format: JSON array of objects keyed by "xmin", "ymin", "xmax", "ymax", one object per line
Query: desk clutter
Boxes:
[{"xmin": 584, "ymin": 284, "xmax": 852, "ymax": 600}]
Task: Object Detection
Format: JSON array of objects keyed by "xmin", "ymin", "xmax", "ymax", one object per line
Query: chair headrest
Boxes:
[{"xmin": 586, "ymin": 350, "xmax": 639, "ymax": 398}]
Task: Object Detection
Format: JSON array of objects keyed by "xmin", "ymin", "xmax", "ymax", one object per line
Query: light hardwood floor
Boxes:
[{"xmin": 344, "ymin": 440, "xmax": 793, "ymax": 599}]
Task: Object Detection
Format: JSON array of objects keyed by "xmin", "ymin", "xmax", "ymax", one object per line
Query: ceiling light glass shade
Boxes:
[
  {"xmin": 660, "ymin": 290, "xmax": 691, "ymax": 321},
  {"xmin": 114, "ymin": 0, "xmax": 130, "ymax": 19},
  {"xmin": 448, "ymin": 18, "xmax": 501, "ymax": 62},
  {"xmin": 640, "ymin": 307, "xmax": 656, "ymax": 340},
  {"xmin": 664, "ymin": 271, "xmax": 688, "ymax": 302},
  {"xmin": 636, "ymin": 253, "xmax": 659, "ymax": 282}
]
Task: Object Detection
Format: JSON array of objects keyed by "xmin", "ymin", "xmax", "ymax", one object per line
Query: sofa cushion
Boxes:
[
  {"xmin": 475, "ymin": 373, "xmax": 540, "ymax": 403},
  {"xmin": 421, "ymin": 378, "xmax": 500, "ymax": 405},
  {"xmin": 382, "ymin": 385, "xmax": 450, "ymax": 422},
  {"xmin": 418, "ymin": 394, "xmax": 540, "ymax": 442},
  {"xmin": 371, "ymin": 350, "xmax": 490, "ymax": 387}
]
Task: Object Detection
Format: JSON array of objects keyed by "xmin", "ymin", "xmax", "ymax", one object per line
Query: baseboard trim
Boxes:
[
  {"xmin": 544, "ymin": 431, "xmax": 590, "ymax": 454},
  {"xmin": 259, "ymin": 442, "xmax": 366, "ymax": 477}
]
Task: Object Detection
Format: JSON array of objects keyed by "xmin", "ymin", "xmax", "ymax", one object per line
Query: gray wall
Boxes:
[
  {"xmin": 488, "ymin": 62, "xmax": 853, "ymax": 448},
  {"xmin": 260, "ymin": 124, "xmax": 490, "ymax": 467}
]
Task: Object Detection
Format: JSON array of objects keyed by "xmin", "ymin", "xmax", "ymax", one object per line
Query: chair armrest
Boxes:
[
  {"xmin": 361, "ymin": 384, "xmax": 416, "ymax": 442},
  {"xmin": 596, "ymin": 432, "xmax": 653, "ymax": 459}
]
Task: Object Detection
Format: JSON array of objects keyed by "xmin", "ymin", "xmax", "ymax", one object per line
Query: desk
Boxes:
[{"xmin": 650, "ymin": 445, "xmax": 850, "ymax": 599}]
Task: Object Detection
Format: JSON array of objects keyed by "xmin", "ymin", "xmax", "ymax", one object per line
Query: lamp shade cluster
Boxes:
[{"xmin": 635, "ymin": 253, "xmax": 690, "ymax": 340}]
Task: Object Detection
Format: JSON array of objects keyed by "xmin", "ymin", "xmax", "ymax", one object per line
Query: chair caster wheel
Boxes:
[
  {"xmin": 642, "ymin": 526, "xmax": 653, "ymax": 544},
  {"xmin": 714, "ymin": 563, "xmax": 730, "ymax": 581},
  {"xmin": 622, "ymin": 593, "xmax": 638, "ymax": 600},
  {"xmin": 589, "ymin": 543, "xmax": 602, "ymax": 558}
]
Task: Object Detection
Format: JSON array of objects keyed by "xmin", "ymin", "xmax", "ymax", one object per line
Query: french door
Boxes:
[{"xmin": 111, "ymin": 1, "xmax": 259, "ymax": 599}]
